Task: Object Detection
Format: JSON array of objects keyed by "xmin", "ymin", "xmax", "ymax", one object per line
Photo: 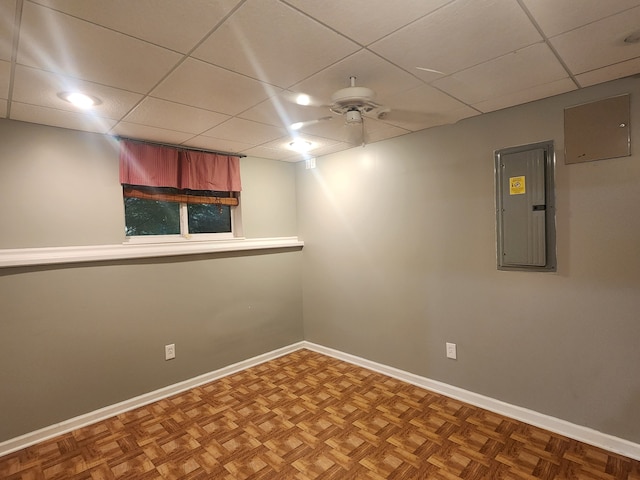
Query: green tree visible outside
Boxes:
[
  {"xmin": 124, "ymin": 198, "xmax": 180, "ymax": 236},
  {"xmin": 188, "ymin": 204, "xmax": 231, "ymax": 233},
  {"xmin": 124, "ymin": 198, "xmax": 231, "ymax": 236}
]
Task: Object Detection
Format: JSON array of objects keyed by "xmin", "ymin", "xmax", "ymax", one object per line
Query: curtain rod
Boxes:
[{"xmin": 115, "ymin": 136, "xmax": 247, "ymax": 158}]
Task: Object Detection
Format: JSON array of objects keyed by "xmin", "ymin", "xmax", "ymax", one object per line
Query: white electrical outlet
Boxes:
[
  {"xmin": 165, "ymin": 344, "xmax": 175, "ymax": 360},
  {"xmin": 446, "ymin": 342, "xmax": 457, "ymax": 360}
]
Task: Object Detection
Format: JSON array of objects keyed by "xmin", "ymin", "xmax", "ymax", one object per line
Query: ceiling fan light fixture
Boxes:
[{"xmin": 345, "ymin": 109, "xmax": 362, "ymax": 124}]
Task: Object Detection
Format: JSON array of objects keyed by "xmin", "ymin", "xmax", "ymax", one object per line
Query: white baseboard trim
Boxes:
[
  {"xmin": 0, "ymin": 342, "xmax": 304, "ymax": 458},
  {"xmin": 302, "ymin": 341, "xmax": 640, "ymax": 461},
  {"xmin": 2, "ymin": 340, "xmax": 639, "ymax": 462}
]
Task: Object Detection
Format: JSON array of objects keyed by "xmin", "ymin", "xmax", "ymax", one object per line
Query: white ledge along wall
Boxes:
[{"xmin": 0, "ymin": 119, "xmax": 303, "ymax": 442}]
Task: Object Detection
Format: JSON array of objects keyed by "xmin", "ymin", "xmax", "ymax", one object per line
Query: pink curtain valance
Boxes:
[
  {"xmin": 180, "ymin": 150, "xmax": 242, "ymax": 192},
  {"xmin": 119, "ymin": 141, "xmax": 179, "ymax": 188},
  {"xmin": 119, "ymin": 139, "xmax": 242, "ymax": 192}
]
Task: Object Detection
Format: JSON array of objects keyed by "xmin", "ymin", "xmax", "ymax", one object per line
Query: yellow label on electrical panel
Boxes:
[{"xmin": 509, "ymin": 176, "xmax": 526, "ymax": 195}]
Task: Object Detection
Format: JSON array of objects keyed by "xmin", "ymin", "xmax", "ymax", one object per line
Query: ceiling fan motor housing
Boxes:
[{"xmin": 330, "ymin": 86, "xmax": 379, "ymax": 115}]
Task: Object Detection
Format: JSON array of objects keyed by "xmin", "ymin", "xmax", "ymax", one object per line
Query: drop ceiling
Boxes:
[{"xmin": 1, "ymin": 0, "xmax": 640, "ymax": 162}]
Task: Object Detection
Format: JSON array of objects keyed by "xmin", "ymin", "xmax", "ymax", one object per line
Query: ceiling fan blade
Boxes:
[
  {"xmin": 375, "ymin": 108, "xmax": 447, "ymax": 125},
  {"xmin": 289, "ymin": 116, "xmax": 333, "ymax": 131}
]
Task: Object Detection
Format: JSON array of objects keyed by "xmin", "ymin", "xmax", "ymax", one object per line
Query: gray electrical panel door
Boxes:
[{"xmin": 495, "ymin": 141, "xmax": 556, "ymax": 271}]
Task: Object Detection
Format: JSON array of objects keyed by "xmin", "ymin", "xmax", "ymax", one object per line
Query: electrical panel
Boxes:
[{"xmin": 495, "ymin": 141, "xmax": 556, "ymax": 272}]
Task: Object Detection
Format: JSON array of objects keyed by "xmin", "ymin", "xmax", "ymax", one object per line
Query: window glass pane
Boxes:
[
  {"xmin": 188, "ymin": 203, "xmax": 231, "ymax": 234},
  {"xmin": 124, "ymin": 198, "xmax": 180, "ymax": 236}
]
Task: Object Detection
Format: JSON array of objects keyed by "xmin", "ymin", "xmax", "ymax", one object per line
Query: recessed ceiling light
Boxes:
[
  {"xmin": 288, "ymin": 139, "xmax": 313, "ymax": 152},
  {"xmin": 295, "ymin": 94, "xmax": 311, "ymax": 106},
  {"xmin": 58, "ymin": 91, "xmax": 101, "ymax": 109},
  {"xmin": 290, "ymin": 122, "xmax": 304, "ymax": 131}
]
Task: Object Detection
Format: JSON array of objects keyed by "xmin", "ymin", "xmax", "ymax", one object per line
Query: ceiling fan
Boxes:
[
  {"xmin": 286, "ymin": 73, "xmax": 447, "ymax": 147},
  {"xmin": 286, "ymin": 76, "xmax": 392, "ymax": 147}
]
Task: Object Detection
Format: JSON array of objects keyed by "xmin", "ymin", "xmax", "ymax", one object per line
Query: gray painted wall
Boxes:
[
  {"xmin": 2, "ymin": 75, "xmax": 640, "ymax": 446},
  {"xmin": 0, "ymin": 120, "xmax": 303, "ymax": 441},
  {"xmin": 297, "ymin": 77, "xmax": 640, "ymax": 443}
]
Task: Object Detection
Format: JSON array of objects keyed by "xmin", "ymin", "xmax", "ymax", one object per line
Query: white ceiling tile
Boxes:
[
  {"xmin": 242, "ymin": 145, "xmax": 301, "ymax": 161},
  {"xmin": 240, "ymin": 96, "xmax": 330, "ymax": 129},
  {"xmin": 151, "ymin": 58, "xmax": 274, "ymax": 116},
  {"xmin": 381, "ymin": 106, "xmax": 479, "ymax": 131},
  {"xmin": 550, "ymin": 7, "xmax": 640, "ymax": 75},
  {"xmin": 363, "ymin": 120, "xmax": 412, "ymax": 144},
  {"xmin": 576, "ymin": 58, "xmax": 640, "ymax": 87},
  {"xmin": 110, "ymin": 122, "xmax": 194, "ymax": 145},
  {"xmin": 12, "ymin": 65, "xmax": 143, "ymax": 119},
  {"xmin": 282, "ymin": 0, "xmax": 453, "ymax": 46},
  {"xmin": 0, "ymin": 0, "xmax": 17, "ymax": 61},
  {"xmin": 30, "ymin": 0, "xmax": 242, "ymax": 53},
  {"xmin": 473, "ymin": 78, "xmax": 577, "ymax": 113},
  {"xmin": 294, "ymin": 114, "xmax": 410, "ymax": 146},
  {"xmin": 291, "ymin": 50, "xmax": 423, "ymax": 102},
  {"xmin": 11, "ymin": 102, "xmax": 118, "ymax": 133},
  {"xmin": 0, "ymin": 60, "xmax": 10, "ymax": 99},
  {"xmin": 360, "ymin": 117, "xmax": 411, "ymax": 140},
  {"xmin": 3, "ymin": 0, "xmax": 638, "ymax": 154},
  {"xmin": 378, "ymin": 83, "xmax": 479, "ymax": 130},
  {"xmin": 433, "ymin": 43, "xmax": 568, "ymax": 104},
  {"xmin": 191, "ymin": 0, "xmax": 359, "ymax": 88},
  {"xmin": 183, "ymin": 136, "xmax": 253, "ymax": 154},
  {"xmin": 309, "ymin": 141, "xmax": 356, "ymax": 159},
  {"xmin": 292, "ymin": 116, "xmax": 349, "ymax": 140},
  {"xmin": 298, "ymin": 118, "xmax": 366, "ymax": 145},
  {"xmin": 370, "ymin": 0, "xmax": 542, "ymax": 76},
  {"xmin": 261, "ymin": 133, "xmax": 340, "ymax": 154},
  {"xmin": 202, "ymin": 118, "xmax": 286, "ymax": 144},
  {"xmin": 17, "ymin": 2, "xmax": 182, "ymax": 92},
  {"xmin": 521, "ymin": 0, "xmax": 640, "ymax": 37},
  {"xmin": 124, "ymin": 97, "xmax": 229, "ymax": 134}
]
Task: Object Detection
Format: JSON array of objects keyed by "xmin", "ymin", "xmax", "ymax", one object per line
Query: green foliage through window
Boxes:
[
  {"xmin": 123, "ymin": 187, "xmax": 234, "ymax": 237},
  {"xmin": 124, "ymin": 198, "xmax": 180, "ymax": 236},
  {"xmin": 187, "ymin": 204, "xmax": 231, "ymax": 234}
]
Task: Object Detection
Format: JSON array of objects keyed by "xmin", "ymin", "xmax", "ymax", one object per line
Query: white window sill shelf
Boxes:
[{"xmin": 0, "ymin": 237, "xmax": 304, "ymax": 268}]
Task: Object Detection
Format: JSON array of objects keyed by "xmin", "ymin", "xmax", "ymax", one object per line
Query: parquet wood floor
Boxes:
[{"xmin": 1, "ymin": 349, "xmax": 639, "ymax": 479}]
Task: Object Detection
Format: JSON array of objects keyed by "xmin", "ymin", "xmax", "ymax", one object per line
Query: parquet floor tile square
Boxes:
[{"xmin": 1, "ymin": 349, "xmax": 639, "ymax": 479}]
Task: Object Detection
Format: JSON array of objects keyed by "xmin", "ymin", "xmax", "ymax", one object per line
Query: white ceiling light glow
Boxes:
[
  {"xmin": 58, "ymin": 92, "xmax": 101, "ymax": 109},
  {"xmin": 288, "ymin": 139, "xmax": 313, "ymax": 152},
  {"xmin": 295, "ymin": 94, "xmax": 311, "ymax": 106}
]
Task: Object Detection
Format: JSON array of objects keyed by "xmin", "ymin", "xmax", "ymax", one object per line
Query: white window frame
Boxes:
[{"xmin": 124, "ymin": 193, "xmax": 243, "ymax": 245}]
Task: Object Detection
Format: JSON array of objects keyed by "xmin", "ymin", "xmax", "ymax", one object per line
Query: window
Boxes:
[
  {"xmin": 124, "ymin": 196, "xmax": 180, "ymax": 236},
  {"xmin": 119, "ymin": 139, "xmax": 242, "ymax": 241},
  {"xmin": 123, "ymin": 186, "xmax": 236, "ymax": 237}
]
